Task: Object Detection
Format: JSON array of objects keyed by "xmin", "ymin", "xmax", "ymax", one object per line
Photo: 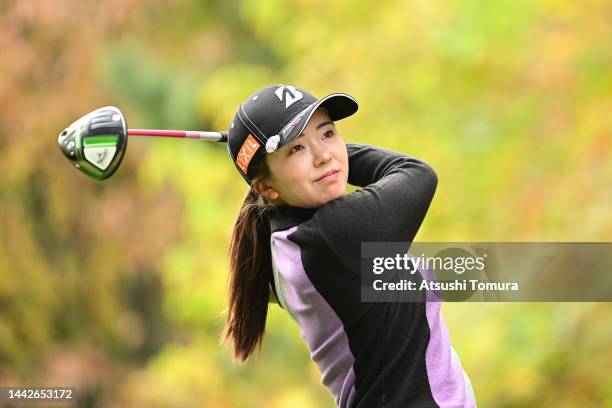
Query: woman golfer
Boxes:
[{"xmin": 222, "ymin": 84, "xmax": 477, "ymax": 407}]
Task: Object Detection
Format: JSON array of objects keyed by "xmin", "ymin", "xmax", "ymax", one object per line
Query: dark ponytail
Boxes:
[{"xmin": 222, "ymin": 161, "xmax": 275, "ymax": 362}]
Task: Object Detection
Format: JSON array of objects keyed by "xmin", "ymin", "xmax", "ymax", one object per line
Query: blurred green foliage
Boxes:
[{"xmin": 0, "ymin": 0, "xmax": 610, "ymax": 406}]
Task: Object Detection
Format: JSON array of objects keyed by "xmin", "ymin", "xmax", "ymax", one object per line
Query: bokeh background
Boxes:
[{"xmin": 1, "ymin": 0, "xmax": 611, "ymax": 406}]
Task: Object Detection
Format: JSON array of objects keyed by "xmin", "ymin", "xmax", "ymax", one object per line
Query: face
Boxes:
[{"xmin": 254, "ymin": 108, "xmax": 349, "ymax": 208}]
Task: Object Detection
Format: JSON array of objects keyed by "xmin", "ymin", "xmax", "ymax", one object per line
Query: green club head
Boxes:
[{"xmin": 58, "ymin": 106, "xmax": 128, "ymax": 180}]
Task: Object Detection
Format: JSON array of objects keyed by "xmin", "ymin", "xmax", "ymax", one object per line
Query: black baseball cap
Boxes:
[{"xmin": 227, "ymin": 84, "xmax": 358, "ymax": 185}]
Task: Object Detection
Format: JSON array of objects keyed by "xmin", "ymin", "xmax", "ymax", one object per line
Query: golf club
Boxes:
[{"xmin": 58, "ymin": 106, "xmax": 228, "ymax": 180}]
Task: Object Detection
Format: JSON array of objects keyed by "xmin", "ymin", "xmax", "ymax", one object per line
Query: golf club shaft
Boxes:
[{"xmin": 128, "ymin": 129, "xmax": 228, "ymax": 142}]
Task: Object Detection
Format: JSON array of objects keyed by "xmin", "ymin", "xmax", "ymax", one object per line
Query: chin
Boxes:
[{"xmin": 328, "ymin": 184, "xmax": 347, "ymax": 201}]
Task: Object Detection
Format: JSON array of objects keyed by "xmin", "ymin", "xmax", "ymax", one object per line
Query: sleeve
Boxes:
[{"xmin": 315, "ymin": 142, "xmax": 438, "ymax": 275}]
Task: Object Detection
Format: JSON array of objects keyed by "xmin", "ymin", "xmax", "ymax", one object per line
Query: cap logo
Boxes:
[
  {"xmin": 236, "ymin": 134, "xmax": 260, "ymax": 174},
  {"xmin": 275, "ymin": 85, "xmax": 303, "ymax": 109},
  {"xmin": 280, "ymin": 109, "xmax": 309, "ymax": 140}
]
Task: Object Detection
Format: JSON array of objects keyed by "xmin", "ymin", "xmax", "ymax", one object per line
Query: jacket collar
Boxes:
[{"xmin": 264, "ymin": 204, "xmax": 319, "ymax": 233}]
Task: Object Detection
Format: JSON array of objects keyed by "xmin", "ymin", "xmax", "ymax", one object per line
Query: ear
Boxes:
[{"xmin": 252, "ymin": 178, "xmax": 280, "ymax": 201}]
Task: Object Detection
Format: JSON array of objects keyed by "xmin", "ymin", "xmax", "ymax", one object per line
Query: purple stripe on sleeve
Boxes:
[
  {"xmin": 271, "ymin": 228, "xmax": 357, "ymax": 408},
  {"xmin": 414, "ymin": 256, "xmax": 478, "ymax": 408}
]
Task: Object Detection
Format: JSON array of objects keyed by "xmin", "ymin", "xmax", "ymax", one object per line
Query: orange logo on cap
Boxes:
[{"xmin": 236, "ymin": 134, "xmax": 260, "ymax": 174}]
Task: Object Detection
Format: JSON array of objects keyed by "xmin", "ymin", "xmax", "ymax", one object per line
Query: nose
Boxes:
[{"xmin": 313, "ymin": 142, "xmax": 332, "ymax": 166}]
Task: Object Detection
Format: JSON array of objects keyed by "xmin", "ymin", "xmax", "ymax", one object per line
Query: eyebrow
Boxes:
[{"xmin": 295, "ymin": 120, "xmax": 335, "ymax": 139}]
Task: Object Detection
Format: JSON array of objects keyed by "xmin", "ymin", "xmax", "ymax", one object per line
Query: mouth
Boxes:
[{"xmin": 315, "ymin": 169, "xmax": 339, "ymax": 182}]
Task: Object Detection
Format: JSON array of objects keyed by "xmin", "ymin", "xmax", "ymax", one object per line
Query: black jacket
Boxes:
[{"xmin": 265, "ymin": 143, "xmax": 476, "ymax": 408}]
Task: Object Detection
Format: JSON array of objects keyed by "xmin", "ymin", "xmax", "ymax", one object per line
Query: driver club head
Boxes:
[{"xmin": 58, "ymin": 106, "xmax": 128, "ymax": 180}]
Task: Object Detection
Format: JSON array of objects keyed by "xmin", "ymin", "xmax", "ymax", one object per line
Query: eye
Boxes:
[
  {"xmin": 323, "ymin": 129, "xmax": 335, "ymax": 138},
  {"xmin": 289, "ymin": 144, "xmax": 303, "ymax": 155}
]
